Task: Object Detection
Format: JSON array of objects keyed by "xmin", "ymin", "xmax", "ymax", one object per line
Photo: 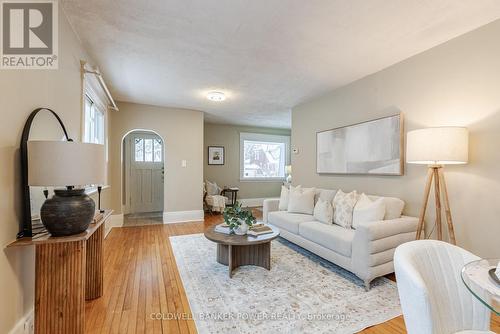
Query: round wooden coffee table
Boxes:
[{"xmin": 204, "ymin": 224, "xmax": 280, "ymax": 278}]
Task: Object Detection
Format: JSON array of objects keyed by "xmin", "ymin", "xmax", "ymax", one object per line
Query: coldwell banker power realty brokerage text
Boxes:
[{"xmin": 1, "ymin": 0, "xmax": 58, "ymax": 69}]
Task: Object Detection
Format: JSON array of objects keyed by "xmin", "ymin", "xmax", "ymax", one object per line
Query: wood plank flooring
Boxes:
[{"xmin": 86, "ymin": 211, "xmax": 500, "ymax": 333}]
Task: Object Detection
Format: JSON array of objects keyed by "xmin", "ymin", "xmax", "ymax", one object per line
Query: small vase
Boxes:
[{"xmin": 234, "ymin": 221, "xmax": 248, "ymax": 235}]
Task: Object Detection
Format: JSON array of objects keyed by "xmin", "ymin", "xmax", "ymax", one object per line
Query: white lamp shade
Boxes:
[
  {"xmin": 28, "ymin": 141, "xmax": 106, "ymax": 186},
  {"xmin": 285, "ymin": 165, "xmax": 292, "ymax": 174},
  {"xmin": 406, "ymin": 127, "xmax": 468, "ymax": 165}
]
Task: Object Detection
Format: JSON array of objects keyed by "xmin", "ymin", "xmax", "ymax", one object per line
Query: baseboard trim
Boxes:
[
  {"xmin": 239, "ymin": 198, "xmax": 267, "ymax": 207},
  {"xmin": 163, "ymin": 210, "xmax": 204, "ymax": 224},
  {"xmin": 105, "ymin": 214, "xmax": 124, "ymax": 238},
  {"xmin": 9, "ymin": 308, "xmax": 34, "ymax": 334}
]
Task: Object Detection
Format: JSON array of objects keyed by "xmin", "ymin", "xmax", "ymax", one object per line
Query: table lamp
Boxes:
[
  {"xmin": 406, "ymin": 127, "xmax": 468, "ymax": 244},
  {"xmin": 28, "ymin": 141, "xmax": 105, "ymax": 236},
  {"xmin": 285, "ymin": 165, "xmax": 292, "ymax": 183}
]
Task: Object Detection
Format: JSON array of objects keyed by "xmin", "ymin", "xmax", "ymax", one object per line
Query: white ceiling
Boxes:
[{"xmin": 62, "ymin": 0, "xmax": 500, "ymax": 129}]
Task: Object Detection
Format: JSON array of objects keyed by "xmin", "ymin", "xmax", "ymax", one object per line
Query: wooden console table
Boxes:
[{"xmin": 7, "ymin": 210, "xmax": 112, "ymax": 334}]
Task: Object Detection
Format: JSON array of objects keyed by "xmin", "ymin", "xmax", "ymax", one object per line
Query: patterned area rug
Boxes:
[{"xmin": 170, "ymin": 234, "xmax": 401, "ymax": 334}]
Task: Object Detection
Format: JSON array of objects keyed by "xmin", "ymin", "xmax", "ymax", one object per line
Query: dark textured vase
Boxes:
[{"xmin": 40, "ymin": 189, "xmax": 95, "ymax": 236}]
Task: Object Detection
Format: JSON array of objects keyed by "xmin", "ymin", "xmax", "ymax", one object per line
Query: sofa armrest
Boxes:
[
  {"xmin": 355, "ymin": 216, "xmax": 418, "ymax": 241},
  {"xmin": 262, "ymin": 198, "xmax": 280, "ymax": 223},
  {"xmin": 351, "ymin": 216, "xmax": 418, "ymax": 282}
]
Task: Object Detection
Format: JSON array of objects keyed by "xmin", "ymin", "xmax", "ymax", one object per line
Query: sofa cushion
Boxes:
[
  {"xmin": 299, "ymin": 221, "xmax": 355, "ymax": 257},
  {"xmin": 267, "ymin": 211, "xmax": 314, "ymax": 234}
]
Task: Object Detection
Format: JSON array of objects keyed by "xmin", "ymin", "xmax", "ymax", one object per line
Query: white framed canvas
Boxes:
[
  {"xmin": 208, "ymin": 146, "xmax": 225, "ymax": 165},
  {"xmin": 316, "ymin": 114, "xmax": 403, "ymax": 175}
]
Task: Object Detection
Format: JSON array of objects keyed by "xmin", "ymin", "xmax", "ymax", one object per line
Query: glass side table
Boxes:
[{"xmin": 461, "ymin": 259, "xmax": 500, "ymax": 315}]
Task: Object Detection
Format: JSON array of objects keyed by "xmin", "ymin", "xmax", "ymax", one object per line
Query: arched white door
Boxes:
[{"xmin": 125, "ymin": 131, "xmax": 164, "ymax": 213}]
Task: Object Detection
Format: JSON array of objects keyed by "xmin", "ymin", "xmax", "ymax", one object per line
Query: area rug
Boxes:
[{"xmin": 170, "ymin": 234, "xmax": 402, "ymax": 334}]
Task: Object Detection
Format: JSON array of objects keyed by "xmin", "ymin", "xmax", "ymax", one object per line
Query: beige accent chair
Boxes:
[{"xmin": 203, "ymin": 181, "xmax": 228, "ymax": 214}]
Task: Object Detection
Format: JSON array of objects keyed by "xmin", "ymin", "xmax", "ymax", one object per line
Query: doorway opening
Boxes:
[{"xmin": 122, "ymin": 130, "xmax": 164, "ymax": 226}]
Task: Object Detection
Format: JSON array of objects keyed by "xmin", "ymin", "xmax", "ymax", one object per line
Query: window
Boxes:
[
  {"xmin": 240, "ymin": 133, "xmax": 290, "ymax": 181},
  {"xmin": 83, "ymin": 94, "xmax": 105, "ymax": 144},
  {"xmin": 134, "ymin": 137, "xmax": 162, "ymax": 162}
]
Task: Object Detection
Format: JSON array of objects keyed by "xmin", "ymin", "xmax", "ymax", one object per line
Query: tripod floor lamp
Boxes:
[{"xmin": 406, "ymin": 127, "xmax": 469, "ymax": 245}]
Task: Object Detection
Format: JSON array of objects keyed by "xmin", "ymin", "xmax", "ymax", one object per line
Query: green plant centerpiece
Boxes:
[{"xmin": 223, "ymin": 201, "xmax": 256, "ymax": 235}]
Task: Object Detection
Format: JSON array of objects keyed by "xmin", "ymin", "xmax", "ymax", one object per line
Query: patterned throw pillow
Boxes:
[
  {"xmin": 313, "ymin": 197, "xmax": 334, "ymax": 224},
  {"xmin": 333, "ymin": 190, "xmax": 359, "ymax": 229}
]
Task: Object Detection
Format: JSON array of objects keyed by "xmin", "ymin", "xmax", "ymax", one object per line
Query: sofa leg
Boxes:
[{"xmin": 364, "ymin": 280, "xmax": 371, "ymax": 291}]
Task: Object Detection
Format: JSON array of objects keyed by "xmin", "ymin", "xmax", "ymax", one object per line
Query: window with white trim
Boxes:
[
  {"xmin": 83, "ymin": 94, "xmax": 105, "ymax": 144},
  {"xmin": 240, "ymin": 132, "xmax": 290, "ymax": 181}
]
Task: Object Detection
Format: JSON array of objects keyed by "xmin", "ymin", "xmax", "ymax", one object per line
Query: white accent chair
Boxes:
[{"xmin": 394, "ymin": 240, "xmax": 494, "ymax": 334}]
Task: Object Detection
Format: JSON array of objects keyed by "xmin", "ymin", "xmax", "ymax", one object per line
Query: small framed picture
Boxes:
[{"xmin": 208, "ymin": 146, "xmax": 224, "ymax": 165}]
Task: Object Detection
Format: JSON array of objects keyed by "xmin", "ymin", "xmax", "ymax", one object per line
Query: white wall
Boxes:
[
  {"xmin": 292, "ymin": 19, "xmax": 500, "ymax": 258},
  {"xmin": 0, "ymin": 6, "xmax": 101, "ymax": 333},
  {"xmin": 109, "ymin": 102, "xmax": 204, "ymax": 217}
]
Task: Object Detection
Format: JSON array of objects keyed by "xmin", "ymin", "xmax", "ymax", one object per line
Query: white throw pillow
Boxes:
[
  {"xmin": 352, "ymin": 193, "xmax": 386, "ymax": 229},
  {"xmin": 382, "ymin": 197, "xmax": 405, "ymax": 220},
  {"xmin": 279, "ymin": 186, "xmax": 289, "ymax": 211},
  {"xmin": 206, "ymin": 180, "xmax": 220, "ymax": 195},
  {"xmin": 315, "ymin": 189, "xmax": 337, "ymax": 204},
  {"xmin": 287, "ymin": 187, "xmax": 315, "ymax": 215},
  {"xmin": 333, "ymin": 190, "xmax": 358, "ymax": 229},
  {"xmin": 279, "ymin": 185, "xmax": 301, "ymax": 210},
  {"xmin": 313, "ymin": 198, "xmax": 334, "ymax": 224}
]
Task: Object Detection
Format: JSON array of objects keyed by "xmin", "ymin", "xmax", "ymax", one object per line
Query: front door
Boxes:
[{"xmin": 128, "ymin": 132, "xmax": 164, "ymax": 213}]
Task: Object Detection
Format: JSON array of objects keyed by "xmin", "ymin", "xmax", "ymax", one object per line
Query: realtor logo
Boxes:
[{"xmin": 1, "ymin": 0, "xmax": 58, "ymax": 69}]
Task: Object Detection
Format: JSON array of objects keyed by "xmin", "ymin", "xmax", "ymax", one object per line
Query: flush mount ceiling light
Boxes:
[{"xmin": 206, "ymin": 91, "xmax": 226, "ymax": 102}]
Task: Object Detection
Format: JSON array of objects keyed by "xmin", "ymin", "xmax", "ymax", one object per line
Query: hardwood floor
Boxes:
[{"xmin": 86, "ymin": 211, "xmax": 500, "ymax": 333}]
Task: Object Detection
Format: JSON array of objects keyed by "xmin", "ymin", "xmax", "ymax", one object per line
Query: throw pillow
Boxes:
[
  {"xmin": 206, "ymin": 180, "xmax": 220, "ymax": 195},
  {"xmin": 315, "ymin": 189, "xmax": 337, "ymax": 204},
  {"xmin": 278, "ymin": 185, "xmax": 289, "ymax": 211},
  {"xmin": 279, "ymin": 185, "xmax": 302, "ymax": 210},
  {"xmin": 352, "ymin": 193, "xmax": 386, "ymax": 229},
  {"xmin": 313, "ymin": 198, "xmax": 334, "ymax": 224},
  {"xmin": 382, "ymin": 197, "xmax": 405, "ymax": 220},
  {"xmin": 287, "ymin": 187, "xmax": 315, "ymax": 215},
  {"xmin": 333, "ymin": 190, "xmax": 358, "ymax": 229}
]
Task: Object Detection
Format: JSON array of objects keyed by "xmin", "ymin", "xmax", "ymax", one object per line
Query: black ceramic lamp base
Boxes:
[{"xmin": 40, "ymin": 188, "xmax": 95, "ymax": 236}]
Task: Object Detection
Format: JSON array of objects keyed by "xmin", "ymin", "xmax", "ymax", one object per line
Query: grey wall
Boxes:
[
  {"xmin": 109, "ymin": 102, "xmax": 204, "ymax": 214},
  {"xmin": 292, "ymin": 19, "xmax": 500, "ymax": 258},
  {"xmin": 204, "ymin": 123, "xmax": 291, "ymax": 199},
  {"xmin": 0, "ymin": 5, "xmax": 109, "ymax": 332}
]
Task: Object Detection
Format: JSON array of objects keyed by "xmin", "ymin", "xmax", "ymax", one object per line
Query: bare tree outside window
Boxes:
[{"xmin": 243, "ymin": 140, "xmax": 285, "ymax": 179}]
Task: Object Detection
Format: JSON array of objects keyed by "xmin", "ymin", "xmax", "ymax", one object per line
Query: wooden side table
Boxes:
[
  {"xmin": 7, "ymin": 210, "xmax": 112, "ymax": 334},
  {"xmin": 221, "ymin": 187, "xmax": 239, "ymax": 207}
]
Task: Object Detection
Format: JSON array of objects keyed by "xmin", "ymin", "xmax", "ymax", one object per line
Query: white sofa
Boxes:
[{"xmin": 263, "ymin": 188, "xmax": 418, "ymax": 290}]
